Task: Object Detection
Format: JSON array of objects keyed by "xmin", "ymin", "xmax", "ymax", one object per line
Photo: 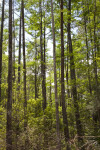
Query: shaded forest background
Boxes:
[{"xmin": 0, "ymin": 0, "xmax": 100, "ymax": 149}]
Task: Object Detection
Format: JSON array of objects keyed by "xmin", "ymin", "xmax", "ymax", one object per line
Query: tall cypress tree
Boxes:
[
  {"xmin": 60, "ymin": 0, "xmax": 70, "ymax": 149},
  {"xmin": 6, "ymin": 0, "xmax": 12, "ymax": 149},
  {"xmin": 83, "ymin": 1, "xmax": 92, "ymax": 95},
  {"xmin": 22, "ymin": 0, "xmax": 28, "ymax": 149},
  {"xmin": 93, "ymin": 0, "xmax": 100, "ymax": 128},
  {"xmin": 0, "ymin": 0, "xmax": 5, "ymax": 102},
  {"xmin": 43, "ymin": 6, "xmax": 46, "ymax": 111},
  {"xmin": 67, "ymin": 0, "xmax": 85, "ymax": 148},
  {"xmin": 12, "ymin": 0, "xmax": 15, "ymax": 82},
  {"xmin": 40, "ymin": 0, "xmax": 46, "ymax": 110},
  {"xmin": 15, "ymin": 9, "xmax": 22, "ymax": 149},
  {"xmin": 18, "ymin": 11, "xmax": 22, "ymax": 92},
  {"xmin": 51, "ymin": 0, "xmax": 61, "ymax": 149},
  {"xmin": 35, "ymin": 30, "xmax": 38, "ymax": 99},
  {"xmin": 22, "ymin": 0, "xmax": 27, "ymax": 131}
]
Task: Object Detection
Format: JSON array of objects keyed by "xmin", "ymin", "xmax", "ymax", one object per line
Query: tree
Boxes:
[
  {"xmin": 6, "ymin": 0, "xmax": 12, "ymax": 149},
  {"xmin": 60, "ymin": 0, "xmax": 70, "ymax": 149},
  {"xmin": 22, "ymin": 0, "xmax": 28, "ymax": 149},
  {"xmin": 35, "ymin": 30, "xmax": 38, "ymax": 99},
  {"xmin": 18, "ymin": 9, "xmax": 22, "ymax": 93},
  {"xmin": 0, "ymin": 0, "xmax": 100, "ymax": 149},
  {"xmin": 43, "ymin": 1, "xmax": 46, "ymax": 111},
  {"xmin": 0, "ymin": 0, "xmax": 5, "ymax": 102},
  {"xmin": 83, "ymin": 0, "xmax": 92, "ymax": 95},
  {"xmin": 39, "ymin": 0, "xmax": 46, "ymax": 110},
  {"xmin": 67, "ymin": 0, "xmax": 84, "ymax": 147},
  {"xmin": 12, "ymin": 0, "xmax": 15, "ymax": 82},
  {"xmin": 51, "ymin": 0, "xmax": 61, "ymax": 149},
  {"xmin": 93, "ymin": 0, "xmax": 100, "ymax": 127},
  {"xmin": 15, "ymin": 8, "xmax": 22, "ymax": 149}
]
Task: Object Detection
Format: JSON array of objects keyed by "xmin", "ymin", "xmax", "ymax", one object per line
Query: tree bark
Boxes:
[
  {"xmin": 93, "ymin": 0, "xmax": 100, "ymax": 127},
  {"xmin": 22, "ymin": 0, "xmax": 28, "ymax": 149},
  {"xmin": 15, "ymin": 9, "xmax": 22, "ymax": 150},
  {"xmin": 83, "ymin": 2, "xmax": 92, "ymax": 95},
  {"xmin": 87, "ymin": 0, "xmax": 99, "ymax": 131},
  {"xmin": 50, "ymin": 73, "xmax": 52, "ymax": 104},
  {"xmin": 0, "ymin": 0, "xmax": 5, "ymax": 102},
  {"xmin": 40, "ymin": 0, "xmax": 46, "ymax": 110},
  {"xmin": 12, "ymin": 0, "xmax": 15, "ymax": 83},
  {"xmin": 66, "ymin": 41, "xmax": 70, "ymax": 98},
  {"xmin": 43, "ymin": 21, "xmax": 46, "ymax": 108},
  {"xmin": 60, "ymin": 0, "xmax": 70, "ymax": 149},
  {"xmin": 18, "ymin": 11, "xmax": 21, "ymax": 91},
  {"xmin": 6, "ymin": 0, "xmax": 12, "ymax": 149},
  {"xmin": 35, "ymin": 31, "xmax": 38, "ymax": 99},
  {"xmin": 43, "ymin": 15, "xmax": 46, "ymax": 110},
  {"xmin": 51, "ymin": 0, "xmax": 61, "ymax": 149},
  {"xmin": 67, "ymin": 0, "xmax": 84, "ymax": 147},
  {"xmin": 22, "ymin": 0, "xmax": 27, "ymax": 131}
]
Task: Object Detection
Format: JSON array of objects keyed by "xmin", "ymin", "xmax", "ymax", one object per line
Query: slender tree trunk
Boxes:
[
  {"xmin": 12, "ymin": 0, "xmax": 15, "ymax": 82},
  {"xmin": 18, "ymin": 11, "xmax": 21, "ymax": 91},
  {"xmin": 22, "ymin": 0, "xmax": 28, "ymax": 149},
  {"xmin": 60, "ymin": 0, "xmax": 70, "ymax": 149},
  {"xmin": 83, "ymin": 3, "xmax": 92, "ymax": 94},
  {"xmin": 0, "ymin": 0, "xmax": 5, "ymax": 102},
  {"xmin": 6, "ymin": 0, "xmax": 12, "ymax": 149},
  {"xmin": 43, "ymin": 16, "xmax": 46, "ymax": 110},
  {"xmin": 15, "ymin": 10, "xmax": 22, "ymax": 150},
  {"xmin": 59, "ymin": 67, "xmax": 62, "ymax": 107},
  {"xmin": 66, "ymin": 42, "xmax": 70, "ymax": 98},
  {"xmin": 50, "ymin": 73, "xmax": 52, "ymax": 104},
  {"xmin": 93, "ymin": 0, "xmax": 100, "ymax": 127},
  {"xmin": 88, "ymin": 0, "xmax": 98, "ymax": 131},
  {"xmin": 22, "ymin": 0, "xmax": 27, "ymax": 131},
  {"xmin": 51, "ymin": 0, "xmax": 61, "ymax": 149},
  {"xmin": 40, "ymin": 0, "xmax": 43, "ymax": 92},
  {"xmin": 40, "ymin": 0, "xmax": 46, "ymax": 110},
  {"xmin": 67, "ymin": 0, "xmax": 84, "ymax": 147},
  {"xmin": 43, "ymin": 2, "xmax": 48, "ymax": 149},
  {"xmin": 12, "ymin": 3, "xmax": 16, "ymax": 146},
  {"xmin": 40, "ymin": 1, "xmax": 47, "ymax": 146},
  {"xmin": 34, "ymin": 38, "xmax": 37, "ymax": 100},
  {"xmin": 88, "ymin": 1, "xmax": 94, "ymax": 59}
]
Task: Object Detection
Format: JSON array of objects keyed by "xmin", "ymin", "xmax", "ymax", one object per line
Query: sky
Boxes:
[{"xmin": 47, "ymin": 40, "xmax": 53, "ymax": 57}]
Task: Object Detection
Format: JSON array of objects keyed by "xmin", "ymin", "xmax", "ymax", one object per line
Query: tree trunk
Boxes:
[
  {"xmin": 67, "ymin": 0, "xmax": 84, "ymax": 147},
  {"xmin": 43, "ymin": 15, "xmax": 46, "ymax": 110},
  {"xmin": 88, "ymin": 0, "xmax": 99, "ymax": 131},
  {"xmin": 60, "ymin": 0, "xmax": 70, "ymax": 149},
  {"xmin": 18, "ymin": 11, "xmax": 21, "ymax": 91},
  {"xmin": 66, "ymin": 41, "xmax": 70, "ymax": 98},
  {"xmin": 6, "ymin": 0, "xmax": 12, "ymax": 149},
  {"xmin": 93, "ymin": 0, "xmax": 100, "ymax": 127},
  {"xmin": 15, "ymin": 9, "xmax": 22, "ymax": 150},
  {"xmin": 12, "ymin": 0, "xmax": 15, "ymax": 83},
  {"xmin": 50, "ymin": 73, "xmax": 52, "ymax": 104},
  {"xmin": 35, "ymin": 31, "xmax": 38, "ymax": 99},
  {"xmin": 22, "ymin": 0, "xmax": 28, "ymax": 149},
  {"xmin": 0, "ymin": 0, "xmax": 5, "ymax": 102},
  {"xmin": 43, "ymin": 2, "xmax": 48, "ymax": 149},
  {"xmin": 51, "ymin": 0, "xmax": 61, "ymax": 149},
  {"xmin": 83, "ymin": 2, "xmax": 92, "ymax": 95},
  {"xmin": 40, "ymin": 0, "xmax": 46, "ymax": 110}
]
